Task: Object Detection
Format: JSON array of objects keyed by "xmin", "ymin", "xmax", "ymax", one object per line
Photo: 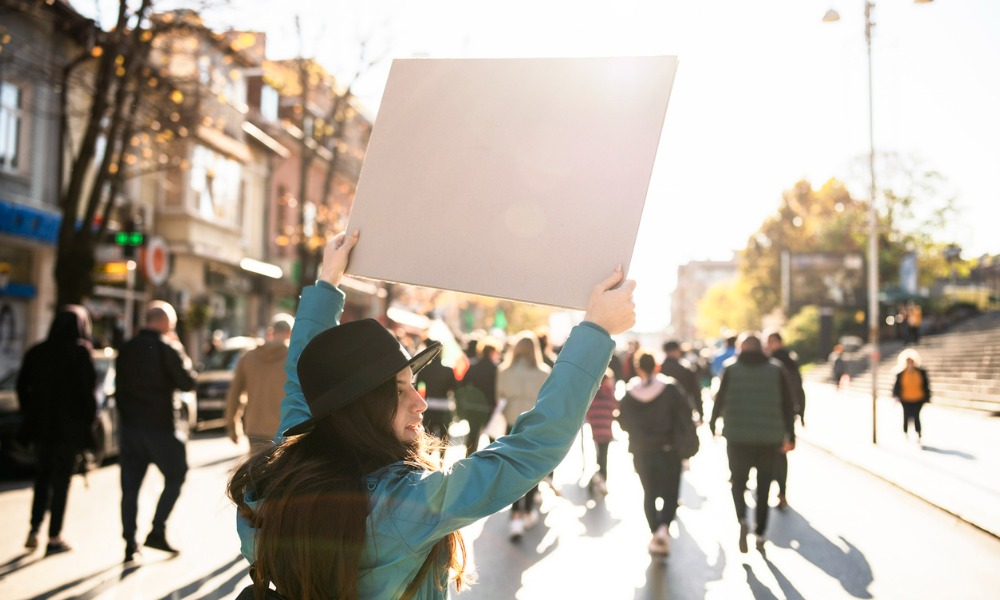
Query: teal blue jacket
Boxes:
[{"xmin": 236, "ymin": 282, "xmax": 614, "ymax": 598}]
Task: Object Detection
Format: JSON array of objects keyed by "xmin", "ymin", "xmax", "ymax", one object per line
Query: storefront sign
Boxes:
[{"xmin": 0, "ymin": 199, "xmax": 61, "ymax": 244}]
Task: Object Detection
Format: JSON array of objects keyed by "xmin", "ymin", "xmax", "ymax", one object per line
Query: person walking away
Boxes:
[
  {"xmin": 116, "ymin": 301, "xmax": 197, "ymax": 563},
  {"xmin": 415, "ymin": 340, "xmax": 457, "ymax": 459},
  {"xmin": 764, "ymin": 330, "xmax": 805, "ymax": 510},
  {"xmin": 228, "ymin": 231, "xmax": 637, "ymax": 598},
  {"xmin": 829, "ymin": 344, "xmax": 848, "ymax": 389},
  {"xmin": 618, "ymin": 351, "xmax": 690, "ymax": 557},
  {"xmin": 585, "ymin": 369, "xmax": 618, "ymax": 495},
  {"xmin": 458, "ymin": 337, "xmax": 500, "ymax": 456},
  {"xmin": 660, "ymin": 340, "xmax": 703, "ymax": 422},
  {"xmin": 711, "ymin": 335, "xmax": 738, "ymax": 379},
  {"xmin": 892, "ymin": 348, "xmax": 931, "ymax": 444},
  {"xmin": 710, "ymin": 332, "xmax": 796, "ymax": 553},
  {"xmin": 496, "ymin": 331, "xmax": 551, "ymax": 541},
  {"xmin": 225, "ymin": 313, "xmax": 294, "ymax": 453},
  {"xmin": 16, "ymin": 306, "xmax": 97, "ymax": 555}
]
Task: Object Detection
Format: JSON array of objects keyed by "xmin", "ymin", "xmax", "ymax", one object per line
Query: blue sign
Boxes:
[{"xmin": 0, "ymin": 199, "xmax": 62, "ymax": 245}]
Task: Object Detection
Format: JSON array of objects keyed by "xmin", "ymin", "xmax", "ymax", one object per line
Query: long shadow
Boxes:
[
  {"xmin": 744, "ymin": 564, "xmax": 780, "ymax": 600},
  {"xmin": 767, "ymin": 507, "xmax": 873, "ymax": 599},
  {"xmin": 29, "ymin": 561, "xmax": 138, "ymax": 600},
  {"xmin": 559, "ymin": 478, "xmax": 622, "ymax": 538},
  {"xmin": 189, "ymin": 562, "xmax": 251, "ymax": 600},
  {"xmin": 633, "ymin": 473, "xmax": 726, "ymax": 600},
  {"xmin": 764, "ymin": 556, "xmax": 807, "ymax": 600},
  {"xmin": 920, "ymin": 445, "xmax": 976, "ymax": 460},
  {"xmin": 459, "ymin": 509, "xmax": 561, "ymax": 599},
  {"xmin": 189, "ymin": 454, "xmax": 244, "ymax": 471},
  {"xmin": 152, "ymin": 555, "xmax": 246, "ymax": 600},
  {"xmin": 0, "ymin": 552, "xmax": 41, "ymax": 578}
]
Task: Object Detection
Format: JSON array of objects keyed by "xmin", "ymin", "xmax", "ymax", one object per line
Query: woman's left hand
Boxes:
[{"xmin": 319, "ymin": 230, "xmax": 360, "ymax": 287}]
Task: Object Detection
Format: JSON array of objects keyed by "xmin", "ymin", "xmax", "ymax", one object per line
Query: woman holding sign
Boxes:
[{"xmin": 228, "ymin": 231, "xmax": 635, "ymax": 599}]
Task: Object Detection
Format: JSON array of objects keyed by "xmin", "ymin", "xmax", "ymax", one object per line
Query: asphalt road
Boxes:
[{"xmin": 1, "ymin": 423, "xmax": 998, "ymax": 599}]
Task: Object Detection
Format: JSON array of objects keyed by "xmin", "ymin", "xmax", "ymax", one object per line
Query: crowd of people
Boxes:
[{"xmin": 12, "ymin": 230, "xmax": 938, "ymax": 599}]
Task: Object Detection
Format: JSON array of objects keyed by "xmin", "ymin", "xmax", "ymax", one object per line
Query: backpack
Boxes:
[
  {"xmin": 670, "ymin": 386, "xmax": 700, "ymax": 459},
  {"xmin": 454, "ymin": 384, "xmax": 491, "ymax": 421}
]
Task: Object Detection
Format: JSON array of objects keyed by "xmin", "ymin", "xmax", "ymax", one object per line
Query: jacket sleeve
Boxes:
[
  {"xmin": 709, "ymin": 371, "xmax": 730, "ymax": 433},
  {"xmin": 778, "ymin": 366, "xmax": 796, "ymax": 443},
  {"xmin": 892, "ymin": 372, "xmax": 902, "ymax": 399},
  {"xmin": 922, "ymin": 368, "xmax": 932, "ymax": 402},
  {"xmin": 163, "ymin": 340, "xmax": 197, "ymax": 392},
  {"xmin": 275, "ymin": 282, "xmax": 345, "ymax": 440},
  {"xmin": 375, "ymin": 322, "xmax": 614, "ymax": 555}
]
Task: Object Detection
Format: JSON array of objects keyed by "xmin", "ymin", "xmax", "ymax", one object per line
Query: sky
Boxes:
[{"xmin": 75, "ymin": 0, "xmax": 1000, "ymax": 332}]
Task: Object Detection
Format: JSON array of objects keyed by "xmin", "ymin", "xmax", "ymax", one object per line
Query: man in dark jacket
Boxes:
[
  {"xmin": 660, "ymin": 340, "xmax": 703, "ymax": 421},
  {"xmin": 710, "ymin": 332, "xmax": 796, "ymax": 554},
  {"xmin": 765, "ymin": 330, "xmax": 805, "ymax": 510},
  {"xmin": 116, "ymin": 300, "xmax": 196, "ymax": 563}
]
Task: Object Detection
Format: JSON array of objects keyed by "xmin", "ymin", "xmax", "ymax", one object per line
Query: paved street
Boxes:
[{"xmin": 2, "ymin": 384, "xmax": 1000, "ymax": 599}]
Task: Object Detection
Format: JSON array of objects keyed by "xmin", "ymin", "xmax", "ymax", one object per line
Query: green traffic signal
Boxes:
[{"xmin": 114, "ymin": 231, "xmax": 144, "ymax": 246}]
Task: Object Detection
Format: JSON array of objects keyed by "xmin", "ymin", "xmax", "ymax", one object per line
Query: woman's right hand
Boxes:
[
  {"xmin": 583, "ymin": 265, "xmax": 636, "ymax": 335},
  {"xmin": 318, "ymin": 229, "xmax": 360, "ymax": 287}
]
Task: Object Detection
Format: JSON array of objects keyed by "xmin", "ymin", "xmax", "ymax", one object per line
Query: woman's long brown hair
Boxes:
[{"xmin": 227, "ymin": 378, "xmax": 468, "ymax": 599}]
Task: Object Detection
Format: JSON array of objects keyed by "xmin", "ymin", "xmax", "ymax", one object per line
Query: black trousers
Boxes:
[
  {"xmin": 120, "ymin": 426, "xmax": 187, "ymax": 544},
  {"xmin": 774, "ymin": 450, "xmax": 788, "ymax": 495},
  {"xmin": 727, "ymin": 442, "xmax": 780, "ymax": 535},
  {"xmin": 594, "ymin": 441, "xmax": 610, "ymax": 478},
  {"xmin": 902, "ymin": 402, "xmax": 925, "ymax": 434},
  {"xmin": 30, "ymin": 442, "xmax": 77, "ymax": 537},
  {"xmin": 633, "ymin": 448, "xmax": 682, "ymax": 533}
]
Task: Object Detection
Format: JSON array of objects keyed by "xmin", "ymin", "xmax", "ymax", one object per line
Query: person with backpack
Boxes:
[
  {"xmin": 618, "ymin": 350, "xmax": 697, "ymax": 557},
  {"xmin": 228, "ymin": 231, "xmax": 637, "ymax": 598}
]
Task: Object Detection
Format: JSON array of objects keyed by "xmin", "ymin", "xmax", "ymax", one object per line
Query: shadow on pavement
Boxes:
[
  {"xmin": 462, "ymin": 510, "xmax": 559, "ymax": 599},
  {"xmin": 559, "ymin": 478, "xmax": 622, "ymax": 538},
  {"xmin": 744, "ymin": 563, "xmax": 781, "ymax": 600},
  {"xmin": 152, "ymin": 554, "xmax": 247, "ymax": 600},
  {"xmin": 763, "ymin": 557, "xmax": 807, "ymax": 600},
  {"xmin": 920, "ymin": 445, "xmax": 976, "ymax": 460},
  {"xmin": 634, "ymin": 518, "xmax": 725, "ymax": 600},
  {"xmin": 28, "ymin": 561, "xmax": 139, "ymax": 600},
  {"xmin": 767, "ymin": 507, "xmax": 873, "ymax": 599},
  {"xmin": 0, "ymin": 551, "xmax": 39, "ymax": 578}
]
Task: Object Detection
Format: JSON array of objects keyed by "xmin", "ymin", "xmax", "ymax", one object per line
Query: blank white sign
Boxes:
[{"xmin": 346, "ymin": 56, "xmax": 678, "ymax": 310}]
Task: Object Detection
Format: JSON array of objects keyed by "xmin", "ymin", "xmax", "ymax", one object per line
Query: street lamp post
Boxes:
[{"xmin": 824, "ymin": 0, "xmax": 932, "ymax": 444}]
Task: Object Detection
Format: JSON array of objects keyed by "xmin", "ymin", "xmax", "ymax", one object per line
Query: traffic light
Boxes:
[{"xmin": 115, "ymin": 217, "xmax": 145, "ymax": 258}]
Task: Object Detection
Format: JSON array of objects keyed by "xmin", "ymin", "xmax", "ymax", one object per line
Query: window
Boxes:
[
  {"xmin": 0, "ymin": 81, "xmax": 24, "ymax": 170},
  {"xmin": 191, "ymin": 145, "xmax": 242, "ymax": 223}
]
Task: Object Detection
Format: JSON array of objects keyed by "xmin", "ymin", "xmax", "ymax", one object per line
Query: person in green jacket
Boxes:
[
  {"xmin": 228, "ymin": 231, "xmax": 636, "ymax": 599},
  {"xmin": 709, "ymin": 332, "xmax": 796, "ymax": 554}
]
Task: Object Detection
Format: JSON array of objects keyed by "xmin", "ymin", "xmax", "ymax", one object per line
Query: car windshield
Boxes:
[{"xmin": 202, "ymin": 348, "xmax": 244, "ymax": 372}]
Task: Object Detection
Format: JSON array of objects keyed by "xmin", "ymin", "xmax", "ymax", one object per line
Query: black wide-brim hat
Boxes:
[{"xmin": 283, "ymin": 319, "xmax": 442, "ymax": 437}]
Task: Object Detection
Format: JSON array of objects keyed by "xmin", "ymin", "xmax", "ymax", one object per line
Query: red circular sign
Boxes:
[{"xmin": 143, "ymin": 237, "xmax": 170, "ymax": 285}]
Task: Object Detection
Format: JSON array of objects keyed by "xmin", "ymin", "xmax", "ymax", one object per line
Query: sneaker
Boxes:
[
  {"xmin": 738, "ymin": 521, "xmax": 749, "ymax": 554},
  {"xmin": 777, "ymin": 493, "xmax": 788, "ymax": 510},
  {"xmin": 509, "ymin": 517, "xmax": 524, "ymax": 542},
  {"xmin": 45, "ymin": 539, "xmax": 72, "ymax": 556},
  {"xmin": 145, "ymin": 531, "xmax": 180, "ymax": 554},
  {"xmin": 654, "ymin": 525, "xmax": 671, "ymax": 556},
  {"xmin": 648, "ymin": 535, "xmax": 669, "ymax": 556},
  {"xmin": 592, "ymin": 473, "xmax": 608, "ymax": 496},
  {"xmin": 25, "ymin": 531, "xmax": 39, "ymax": 550}
]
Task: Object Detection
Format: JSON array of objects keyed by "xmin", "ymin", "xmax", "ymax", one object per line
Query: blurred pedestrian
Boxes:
[
  {"xmin": 415, "ymin": 339, "xmax": 457, "ymax": 458},
  {"xmin": 765, "ymin": 330, "xmax": 805, "ymax": 510},
  {"xmin": 16, "ymin": 306, "xmax": 97, "ymax": 555},
  {"xmin": 225, "ymin": 313, "xmax": 293, "ymax": 453},
  {"xmin": 619, "ymin": 350, "xmax": 690, "ymax": 556},
  {"xmin": 712, "ymin": 335, "xmax": 738, "ymax": 378},
  {"xmin": 660, "ymin": 340, "xmax": 702, "ymax": 422},
  {"xmin": 829, "ymin": 344, "xmax": 848, "ymax": 388},
  {"xmin": 116, "ymin": 300, "xmax": 197, "ymax": 563},
  {"xmin": 227, "ymin": 232, "xmax": 636, "ymax": 599},
  {"xmin": 585, "ymin": 369, "xmax": 619, "ymax": 495},
  {"xmin": 892, "ymin": 348, "xmax": 931, "ymax": 443},
  {"xmin": 457, "ymin": 337, "xmax": 500, "ymax": 456},
  {"xmin": 496, "ymin": 331, "xmax": 551, "ymax": 541},
  {"xmin": 710, "ymin": 332, "xmax": 796, "ymax": 553}
]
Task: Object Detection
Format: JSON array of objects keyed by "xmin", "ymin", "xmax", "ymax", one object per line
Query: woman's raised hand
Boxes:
[
  {"xmin": 318, "ymin": 229, "xmax": 360, "ymax": 287},
  {"xmin": 583, "ymin": 265, "xmax": 636, "ymax": 336}
]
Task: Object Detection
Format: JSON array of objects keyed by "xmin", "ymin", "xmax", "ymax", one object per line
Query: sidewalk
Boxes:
[{"xmin": 797, "ymin": 380, "xmax": 1000, "ymax": 539}]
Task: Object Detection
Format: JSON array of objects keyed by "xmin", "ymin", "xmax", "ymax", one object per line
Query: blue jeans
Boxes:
[{"xmin": 120, "ymin": 426, "xmax": 187, "ymax": 544}]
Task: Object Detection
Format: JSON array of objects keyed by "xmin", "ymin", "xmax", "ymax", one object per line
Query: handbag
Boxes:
[{"xmin": 670, "ymin": 387, "xmax": 700, "ymax": 459}]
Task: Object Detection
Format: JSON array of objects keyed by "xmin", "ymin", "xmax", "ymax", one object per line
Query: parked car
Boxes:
[
  {"xmin": 0, "ymin": 348, "xmax": 197, "ymax": 474},
  {"xmin": 195, "ymin": 336, "xmax": 260, "ymax": 427}
]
